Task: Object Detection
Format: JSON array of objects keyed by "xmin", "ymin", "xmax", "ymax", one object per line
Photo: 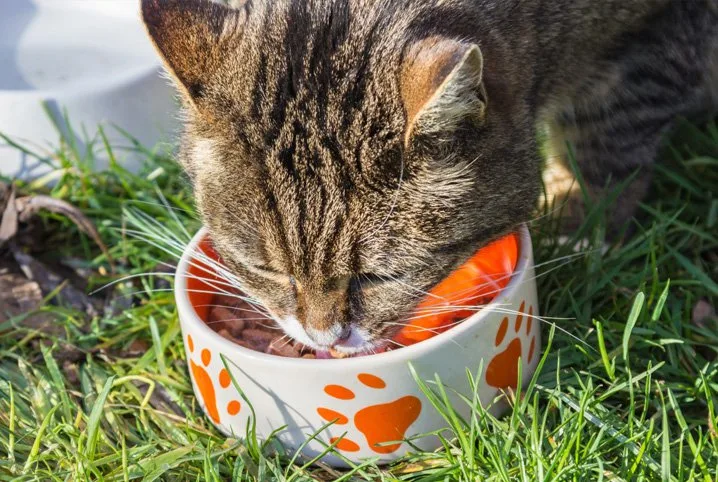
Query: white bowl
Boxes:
[
  {"xmin": 175, "ymin": 226, "xmax": 541, "ymax": 467},
  {"xmin": 0, "ymin": 0, "xmax": 177, "ymax": 179}
]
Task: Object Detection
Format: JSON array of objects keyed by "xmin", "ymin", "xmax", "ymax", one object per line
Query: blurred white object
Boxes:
[{"xmin": 0, "ymin": 0, "xmax": 178, "ymax": 179}]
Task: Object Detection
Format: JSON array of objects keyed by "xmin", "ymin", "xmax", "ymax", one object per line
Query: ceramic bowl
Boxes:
[
  {"xmin": 0, "ymin": 0, "xmax": 177, "ymax": 179},
  {"xmin": 175, "ymin": 226, "xmax": 540, "ymax": 467}
]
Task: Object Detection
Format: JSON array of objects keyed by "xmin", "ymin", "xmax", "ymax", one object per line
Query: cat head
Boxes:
[{"xmin": 142, "ymin": 0, "xmax": 539, "ymax": 353}]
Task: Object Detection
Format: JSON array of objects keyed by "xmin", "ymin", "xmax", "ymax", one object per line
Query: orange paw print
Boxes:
[
  {"xmin": 317, "ymin": 374, "xmax": 422, "ymax": 454},
  {"xmin": 186, "ymin": 335, "xmax": 241, "ymax": 424},
  {"xmin": 485, "ymin": 301, "xmax": 536, "ymax": 390}
]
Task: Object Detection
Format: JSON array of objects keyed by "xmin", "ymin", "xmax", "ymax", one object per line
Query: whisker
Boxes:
[
  {"xmin": 195, "ymin": 305, "xmax": 273, "ymax": 317},
  {"xmin": 90, "ymin": 269, "xmax": 248, "ymax": 301},
  {"xmin": 404, "ymin": 250, "xmax": 593, "ymax": 308},
  {"xmin": 276, "ymin": 335, "xmax": 294, "ymax": 349},
  {"xmin": 125, "ymin": 208, "xmax": 190, "ymax": 249},
  {"xmin": 195, "ymin": 301, "xmax": 273, "ymax": 316},
  {"xmin": 369, "ymin": 266, "xmax": 440, "ymax": 301},
  {"xmin": 119, "ymin": 228, "xmax": 249, "ymax": 295},
  {"xmin": 526, "ymin": 194, "xmax": 576, "ymax": 226},
  {"xmin": 119, "ymin": 205, "xmax": 285, "ymax": 324},
  {"xmin": 359, "ymin": 270, "xmax": 426, "ymax": 302},
  {"xmin": 117, "ymin": 288, "xmax": 270, "ymax": 314},
  {"xmin": 383, "ymin": 321, "xmax": 450, "ymax": 337},
  {"xmin": 154, "ymin": 186, "xmax": 195, "ymax": 241},
  {"xmin": 407, "ymin": 305, "xmax": 573, "ymax": 323},
  {"xmin": 206, "ymin": 318, "xmax": 274, "ymax": 325},
  {"xmin": 90, "ymin": 271, "xmax": 177, "ymax": 296},
  {"xmin": 380, "ymin": 338, "xmax": 407, "ymax": 349},
  {"xmin": 393, "ymin": 305, "xmax": 592, "ymax": 352}
]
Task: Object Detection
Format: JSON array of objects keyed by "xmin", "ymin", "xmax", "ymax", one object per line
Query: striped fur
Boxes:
[{"xmin": 143, "ymin": 0, "xmax": 718, "ymax": 350}]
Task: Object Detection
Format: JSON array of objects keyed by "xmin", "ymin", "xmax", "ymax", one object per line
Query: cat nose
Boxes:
[
  {"xmin": 296, "ymin": 285, "xmax": 350, "ymax": 346},
  {"xmin": 306, "ymin": 324, "xmax": 351, "ymax": 347}
]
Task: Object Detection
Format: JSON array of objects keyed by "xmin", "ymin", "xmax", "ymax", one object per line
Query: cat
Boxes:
[{"xmin": 141, "ymin": 0, "xmax": 718, "ymax": 354}]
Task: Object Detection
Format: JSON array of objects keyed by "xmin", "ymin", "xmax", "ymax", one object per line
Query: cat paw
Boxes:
[
  {"xmin": 485, "ymin": 301, "xmax": 536, "ymax": 389},
  {"xmin": 316, "ymin": 373, "xmax": 422, "ymax": 454},
  {"xmin": 186, "ymin": 334, "xmax": 242, "ymax": 424}
]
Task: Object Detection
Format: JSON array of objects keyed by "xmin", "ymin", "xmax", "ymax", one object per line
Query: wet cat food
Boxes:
[{"xmin": 205, "ymin": 294, "xmax": 316, "ymax": 358}]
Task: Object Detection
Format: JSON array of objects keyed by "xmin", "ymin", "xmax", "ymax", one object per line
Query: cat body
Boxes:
[{"xmin": 142, "ymin": 0, "xmax": 718, "ymax": 352}]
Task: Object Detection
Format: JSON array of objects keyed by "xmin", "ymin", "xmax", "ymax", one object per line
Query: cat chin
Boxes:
[
  {"xmin": 330, "ymin": 342, "xmax": 387, "ymax": 357},
  {"xmin": 275, "ymin": 317, "xmax": 383, "ymax": 356},
  {"xmin": 331, "ymin": 326, "xmax": 371, "ymax": 352},
  {"xmin": 331, "ymin": 330, "xmax": 389, "ymax": 356}
]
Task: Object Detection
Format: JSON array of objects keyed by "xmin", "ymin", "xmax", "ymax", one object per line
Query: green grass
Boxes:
[{"xmin": 1, "ymin": 118, "xmax": 717, "ymax": 481}]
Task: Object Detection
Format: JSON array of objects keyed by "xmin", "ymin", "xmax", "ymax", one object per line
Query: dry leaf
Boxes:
[
  {"xmin": 14, "ymin": 195, "xmax": 114, "ymax": 270},
  {"xmin": 0, "ymin": 272, "xmax": 58, "ymax": 334},
  {"xmin": 0, "ymin": 186, "xmax": 18, "ymax": 244},
  {"xmin": 392, "ymin": 458, "xmax": 447, "ymax": 475},
  {"xmin": 11, "ymin": 248, "xmax": 98, "ymax": 316}
]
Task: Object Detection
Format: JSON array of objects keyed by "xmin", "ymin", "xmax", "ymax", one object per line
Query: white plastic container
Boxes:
[{"xmin": 0, "ymin": 0, "xmax": 177, "ymax": 179}]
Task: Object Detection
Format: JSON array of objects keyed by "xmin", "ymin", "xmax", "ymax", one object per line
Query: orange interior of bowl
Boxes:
[
  {"xmin": 185, "ymin": 232, "xmax": 520, "ymax": 349},
  {"xmin": 186, "ymin": 237, "xmax": 223, "ymax": 321},
  {"xmin": 393, "ymin": 232, "xmax": 520, "ymax": 346}
]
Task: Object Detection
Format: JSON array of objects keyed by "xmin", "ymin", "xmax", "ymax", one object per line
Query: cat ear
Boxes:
[
  {"xmin": 401, "ymin": 38, "xmax": 487, "ymax": 146},
  {"xmin": 141, "ymin": 0, "xmax": 243, "ymax": 109}
]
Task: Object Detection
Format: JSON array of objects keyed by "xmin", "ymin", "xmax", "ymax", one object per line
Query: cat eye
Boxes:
[
  {"xmin": 242, "ymin": 262, "xmax": 292, "ymax": 283},
  {"xmin": 247, "ymin": 264, "xmax": 279, "ymax": 275},
  {"xmin": 358, "ymin": 273, "xmax": 391, "ymax": 283}
]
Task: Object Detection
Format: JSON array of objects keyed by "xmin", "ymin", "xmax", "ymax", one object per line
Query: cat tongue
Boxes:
[{"xmin": 315, "ymin": 350, "xmax": 332, "ymax": 359}]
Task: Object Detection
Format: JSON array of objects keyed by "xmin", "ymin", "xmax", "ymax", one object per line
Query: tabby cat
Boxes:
[{"xmin": 141, "ymin": 0, "xmax": 718, "ymax": 353}]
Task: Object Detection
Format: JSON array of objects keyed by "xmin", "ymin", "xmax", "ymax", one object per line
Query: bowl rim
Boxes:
[{"xmin": 174, "ymin": 224, "xmax": 534, "ymax": 368}]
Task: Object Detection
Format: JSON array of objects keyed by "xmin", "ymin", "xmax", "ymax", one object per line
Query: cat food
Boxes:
[
  {"xmin": 205, "ymin": 294, "xmax": 316, "ymax": 358},
  {"xmin": 202, "ymin": 232, "xmax": 519, "ymax": 359}
]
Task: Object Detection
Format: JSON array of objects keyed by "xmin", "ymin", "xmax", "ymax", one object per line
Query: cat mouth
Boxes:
[
  {"xmin": 301, "ymin": 322, "xmax": 398, "ymax": 357},
  {"xmin": 313, "ymin": 326, "xmax": 388, "ymax": 357},
  {"xmin": 315, "ymin": 340, "xmax": 390, "ymax": 358}
]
